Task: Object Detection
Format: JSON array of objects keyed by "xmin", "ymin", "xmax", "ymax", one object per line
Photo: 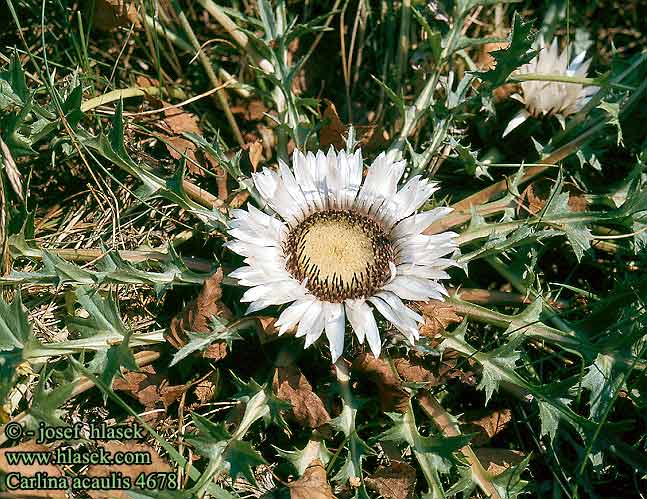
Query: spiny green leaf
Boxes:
[
  {"xmin": 503, "ymin": 299, "xmax": 543, "ymax": 339},
  {"xmin": 42, "ymin": 250, "xmax": 97, "ymax": 285},
  {"xmin": 537, "ymin": 398, "xmax": 570, "ymax": 441},
  {"xmin": 490, "ymin": 453, "xmax": 531, "ymax": 499},
  {"xmin": 477, "ymin": 344, "xmax": 522, "ymax": 404},
  {"xmin": 224, "ymin": 440, "xmax": 267, "ymax": 484},
  {"xmin": 541, "ymin": 176, "xmax": 593, "ymax": 261},
  {"xmin": 100, "ymin": 332, "xmax": 139, "ymax": 387},
  {"xmin": 79, "ymin": 101, "xmax": 226, "ymax": 229},
  {"xmin": 451, "ymin": 139, "xmax": 492, "ymax": 179},
  {"xmin": 331, "ymin": 433, "xmax": 374, "ymax": 484},
  {"xmin": 230, "ymin": 374, "xmax": 290, "ymax": 431},
  {"xmin": 67, "ymin": 287, "xmax": 129, "ymax": 339},
  {"xmin": 275, "ymin": 440, "xmax": 332, "ymax": 476},
  {"xmin": 379, "ymin": 408, "xmax": 469, "ymax": 475},
  {"xmin": 581, "ymin": 353, "xmax": 626, "ymax": 422},
  {"xmin": 61, "ymin": 84, "xmax": 83, "ymax": 129},
  {"xmin": 26, "ymin": 368, "xmax": 76, "ymax": 430},
  {"xmin": 170, "ymin": 318, "xmax": 241, "ymax": 366},
  {"xmin": 598, "ymin": 100, "xmax": 623, "ymax": 146},
  {"xmin": 473, "ymin": 13, "xmax": 537, "ymax": 88},
  {"xmin": 0, "ymin": 54, "xmax": 28, "ymax": 109},
  {"xmin": 0, "ymin": 291, "xmax": 33, "ymax": 351},
  {"xmin": 187, "ymin": 413, "xmax": 231, "ymax": 459}
]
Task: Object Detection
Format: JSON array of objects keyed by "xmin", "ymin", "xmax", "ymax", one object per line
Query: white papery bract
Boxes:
[
  {"xmin": 226, "ymin": 148, "xmax": 458, "ymax": 362},
  {"xmin": 503, "ymin": 36, "xmax": 598, "ymax": 137}
]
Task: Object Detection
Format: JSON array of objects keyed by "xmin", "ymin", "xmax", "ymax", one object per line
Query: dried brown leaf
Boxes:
[
  {"xmin": 319, "ymin": 100, "xmax": 387, "ymax": 153},
  {"xmin": 519, "ymin": 181, "xmax": 588, "ymax": 217},
  {"xmin": 232, "ymin": 100, "xmax": 269, "ymax": 121},
  {"xmin": 87, "ymin": 441, "xmax": 171, "ymax": 499},
  {"xmin": 241, "ymin": 140, "xmax": 264, "ymax": 171},
  {"xmin": 113, "ymin": 364, "xmax": 190, "ymax": 418},
  {"xmin": 0, "ymin": 441, "xmax": 67, "ymax": 498},
  {"xmin": 393, "ymin": 356, "xmax": 439, "ymax": 384},
  {"xmin": 194, "ymin": 376, "xmax": 218, "ymax": 405},
  {"xmin": 165, "ymin": 269, "xmax": 232, "ymax": 362},
  {"xmin": 156, "ymin": 105, "xmax": 204, "ymax": 175},
  {"xmin": 289, "ymin": 459, "xmax": 337, "ymax": 499},
  {"xmin": 462, "ymin": 409, "xmax": 512, "ymax": 446},
  {"xmin": 352, "ymin": 353, "xmax": 410, "ymax": 413},
  {"xmin": 473, "ymin": 448, "xmax": 526, "ymax": 476},
  {"xmin": 93, "ymin": 0, "xmax": 139, "ymax": 31},
  {"xmin": 162, "ymin": 106, "xmax": 201, "ymax": 136},
  {"xmin": 320, "ymin": 100, "xmax": 347, "ymax": 151},
  {"xmin": 159, "ymin": 133, "xmax": 201, "ymax": 172},
  {"xmin": 419, "ymin": 300, "xmax": 461, "ymax": 338},
  {"xmin": 365, "ymin": 461, "xmax": 417, "ymax": 499},
  {"xmin": 273, "ymin": 366, "xmax": 331, "ymax": 428}
]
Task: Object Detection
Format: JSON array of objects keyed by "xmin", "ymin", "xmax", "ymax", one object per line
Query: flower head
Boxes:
[
  {"xmin": 226, "ymin": 148, "xmax": 457, "ymax": 362},
  {"xmin": 503, "ymin": 36, "xmax": 597, "ymax": 136}
]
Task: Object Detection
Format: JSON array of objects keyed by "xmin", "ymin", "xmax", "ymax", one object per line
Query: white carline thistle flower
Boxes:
[
  {"xmin": 503, "ymin": 36, "xmax": 598, "ymax": 137},
  {"xmin": 225, "ymin": 148, "xmax": 458, "ymax": 362}
]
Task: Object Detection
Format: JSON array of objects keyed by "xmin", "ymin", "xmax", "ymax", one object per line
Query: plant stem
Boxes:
[
  {"xmin": 418, "ymin": 392, "xmax": 502, "ymax": 499},
  {"xmin": 510, "ymin": 73, "xmax": 632, "ymax": 90},
  {"xmin": 175, "ymin": 5, "xmax": 244, "ymax": 146},
  {"xmin": 446, "ymin": 296, "xmax": 590, "ymax": 354}
]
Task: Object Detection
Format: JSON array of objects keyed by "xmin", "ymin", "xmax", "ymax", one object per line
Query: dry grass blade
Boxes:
[{"xmin": 0, "ymin": 137, "xmax": 23, "ymax": 202}]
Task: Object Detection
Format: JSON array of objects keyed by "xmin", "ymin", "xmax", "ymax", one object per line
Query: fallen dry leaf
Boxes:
[
  {"xmin": 319, "ymin": 100, "xmax": 388, "ymax": 153},
  {"xmin": 393, "ymin": 352, "xmax": 475, "ymax": 389},
  {"xmin": 165, "ymin": 269, "xmax": 232, "ymax": 361},
  {"xmin": 92, "ymin": 0, "xmax": 139, "ymax": 31},
  {"xmin": 419, "ymin": 300, "xmax": 462, "ymax": 338},
  {"xmin": 157, "ymin": 104, "xmax": 204, "ymax": 175},
  {"xmin": 518, "ymin": 180, "xmax": 588, "ymax": 217},
  {"xmin": 365, "ymin": 461, "xmax": 417, "ymax": 499},
  {"xmin": 393, "ymin": 356, "xmax": 440, "ymax": 384},
  {"xmin": 352, "ymin": 353, "xmax": 410, "ymax": 413},
  {"xmin": 113, "ymin": 364, "xmax": 165, "ymax": 409},
  {"xmin": 0, "ymin": 441, "xmax": 67, "ymax": 498},
  {"xmin": 273, "ymin": 365, "xmax": 331, "ymax": 428},
  {"xmin": 320, "ymin": 100, "xmax": 347, "ymax": 151},
  {"xmin": 194, "ymin": 375, "xmax": 219, "ymax": 405},
  {"xmin": 256, "ymin": 123, "xmax": 276, "ymax": 159},
  {"xmin": 476, "ymin": 31, "xmax": 518, "ymax": 101},
  {"xmin": 113, "ymin": 364, "xmax": 191, "ymax": 421},
  {"xmin": 246, "ymin": 140, "xmax": 264, "ymax": 171},
  {"xmin": 162, "ymin": 106, "xmax": 201, "ymax": 136},
  {"xmin": 288, "ymin": 459, "xmax": 337, "ymax": 499},
  {"xmin": 87, "ymin": 441, "xmax": 171, "ymax": 499},
  {"xmin": 473, "ymin": 447, "xmax": 526, "ymax": 476},
  {"xmin": 462, "ymin": 409, "xmax": 512, "ymax": 446},
  {"xmin": 231, "ymin": 99, "xmax": 269, "ymax": 121}
]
